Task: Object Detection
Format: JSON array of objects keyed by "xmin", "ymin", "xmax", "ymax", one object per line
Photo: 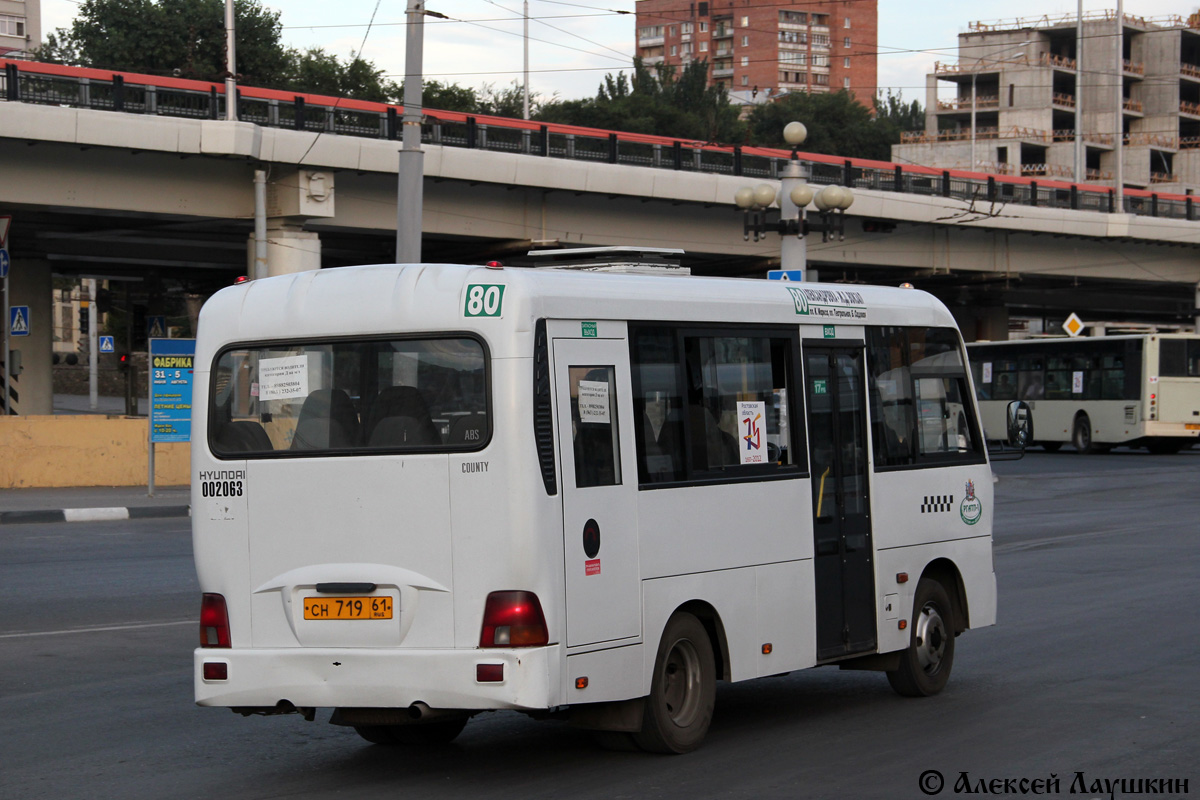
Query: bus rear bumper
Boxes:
[{"xmin": 194, "ymin": 645, "xmax": 560, "ymax": 712}]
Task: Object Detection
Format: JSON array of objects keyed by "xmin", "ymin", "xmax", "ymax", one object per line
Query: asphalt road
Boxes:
[{"xmin": 1, "ymin": 451, "xmax": 1197, "ymax": 800}]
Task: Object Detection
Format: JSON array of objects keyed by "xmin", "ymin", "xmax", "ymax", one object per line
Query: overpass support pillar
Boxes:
[
  {"xmin": 246, "ymin": 169, "xmax": 332, "ymax": 277},
  {"xmin": 953, "ymin": 303, "xmax": 1009, "ymax": 343},
  {"xmin": 248, "ymin": 224, "xmax": 322, "ymax": 277}
]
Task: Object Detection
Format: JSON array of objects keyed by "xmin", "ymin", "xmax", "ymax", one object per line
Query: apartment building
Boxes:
[
  {"xmin": 892, "ymin": 11, "xmax": 1200, "ymax": 192},
  {"xmin": 634, "ymin": 0, "xmax": 877, "ymax": 106},
  {"xmin": 0, "ymin": 0, "xmax": 39, "ymax": 58}
]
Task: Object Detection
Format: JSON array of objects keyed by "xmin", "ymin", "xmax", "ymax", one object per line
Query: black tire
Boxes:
[
  {"xmin": 1072, "ymin": 415, "xmax": 1097, "ymax": 454},
  {"xmin": 633, "ymin": 613, "xmax": 716, "ymax": 754},
  {"xmin": 887, "ymin": 578, "xmax": 956, "ymax": 698},
  {"xmin": 1040, "ymin": 441, "xmax": 1062, "ymax": 453},
  {"xmin": 354, "ymin": 716, "xmax": 468, "ymax": 746}
]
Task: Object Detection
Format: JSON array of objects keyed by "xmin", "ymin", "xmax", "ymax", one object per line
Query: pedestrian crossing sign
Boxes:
[
  {"xmin": 147, "ymin": 315, "xmax": 167, "ymax": 338},
  {"xmin": 99, "ymin": 335, "xmax": 115, "ymax": 353},
  {"xmin": 10, "ymin": 305, "xmax": 29, "ymax": 336}
]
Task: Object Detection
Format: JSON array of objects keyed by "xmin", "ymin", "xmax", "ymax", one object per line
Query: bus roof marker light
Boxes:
[{"xmin": 485, "ymin": 260, "xmax": 504, "ymax": 269}]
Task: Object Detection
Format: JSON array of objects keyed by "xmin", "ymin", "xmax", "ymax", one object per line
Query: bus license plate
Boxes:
[{"xmin": 304, "ymin": 596, "xmax": 393, "ymax": 620}]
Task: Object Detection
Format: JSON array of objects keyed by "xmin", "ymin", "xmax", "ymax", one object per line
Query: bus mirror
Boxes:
[{"xmin": 1006, "ymin": 401, "xmax": 1032, "ymax": 450}]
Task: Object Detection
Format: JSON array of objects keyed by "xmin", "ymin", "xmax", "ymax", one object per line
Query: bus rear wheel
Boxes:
[
  {"xmin": 887, "ymin": 578, "xmax": 956, "ymax": 698},
  {"xmin": 354, "ymin": 717, "xmax": 468, "ymax": 746},
  {"xmin": 633, "ymin": 613, "xmax": 716, "ymax": 754},
  {"xmin": 1072, "ymin": 415, "xmax": 1098, "ymax": 454}
]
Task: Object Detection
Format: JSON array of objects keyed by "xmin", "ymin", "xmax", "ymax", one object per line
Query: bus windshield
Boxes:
[{"xmin": 209, "ymin": 336, "xmax": 488, "ymax": 456}]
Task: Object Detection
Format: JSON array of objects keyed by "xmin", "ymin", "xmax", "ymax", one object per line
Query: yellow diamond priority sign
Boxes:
[{"xmin": 1063, "ymin": 312, "xmax": 1085, "ymax": 338}]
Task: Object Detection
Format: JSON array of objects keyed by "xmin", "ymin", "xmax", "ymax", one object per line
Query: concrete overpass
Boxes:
[{"xmin": 2, "ymin": 60, "xmax": 1199, "ymax": 413}]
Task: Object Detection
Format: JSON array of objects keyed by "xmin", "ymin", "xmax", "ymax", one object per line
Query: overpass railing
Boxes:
[{"xmin": 3, "ymin": 59, "xmax": 1197, "ymax": 223}]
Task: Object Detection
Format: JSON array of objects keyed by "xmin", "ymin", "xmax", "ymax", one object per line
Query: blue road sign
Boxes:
[
  {"xmin": 767, "ymin": 269, "xmax": 804, "ymax": 281},
  {"xmin": 99, "ymin": 335, "xmax": 115, "ymax": 353},
  {"xmin": 146, "ymin": 315, "xmax": 167, "ymax": 339},
  {"xmin": 10, "ymin": 305, "xmax": 30, "ymax": 336},
  {"xmin": 149, "ymin": 338, "xmax": 196, "ymax": 443},
  {"xmin": 0, "ymin": 248, "xmax": 9, "ymax": 279}
]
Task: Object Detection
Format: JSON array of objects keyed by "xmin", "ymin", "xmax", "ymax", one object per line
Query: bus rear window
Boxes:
[
  {"xmin": 209, "ymin": 337, "xmax": 488, "ymax": 456},
  {"xmin": 1160, "ymin": 339, "xmax": 1200, "ymax": 378}
]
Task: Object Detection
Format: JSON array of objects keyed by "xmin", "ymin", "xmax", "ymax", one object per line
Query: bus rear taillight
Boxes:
[
  {"xmin": 200, "ymin": 593, "xmax": 231, "ymax": 648},
  {"xmin": 479, "ymin": 591, "xmax": 549, "ymax": 647}
]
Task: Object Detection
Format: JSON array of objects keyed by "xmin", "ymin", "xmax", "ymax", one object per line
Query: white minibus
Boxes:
[{"xmin": 193, "ymin": 262, "xmax": 1008, "ymax": 753}]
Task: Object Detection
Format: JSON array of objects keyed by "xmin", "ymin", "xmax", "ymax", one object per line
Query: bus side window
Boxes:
[{"xmin": 867, "ymin": 327, "xmax": 915, "ymax": 467}]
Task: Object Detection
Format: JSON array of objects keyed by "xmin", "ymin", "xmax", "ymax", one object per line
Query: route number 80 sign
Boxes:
[{"xmin": 464, "ymin": 284, "xmax": 505, "ymax": 317}]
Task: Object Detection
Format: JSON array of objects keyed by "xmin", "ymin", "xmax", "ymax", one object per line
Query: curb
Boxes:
[{"xmin": 0, "ymin": 506, "xmax": 191, "ymax": 526}]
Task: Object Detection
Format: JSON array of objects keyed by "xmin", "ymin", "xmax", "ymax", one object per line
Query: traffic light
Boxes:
[
  {"xmin": 78, "ymin": 304, "xmax": 90, "ymax": 334},
  {"xmin": 118, "ymin": 353, "xmax": 130, "ymax": 372}
]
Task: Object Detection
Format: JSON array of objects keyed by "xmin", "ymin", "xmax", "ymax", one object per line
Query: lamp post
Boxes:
[{"xmin": 734, "ymin": 122, "xmax": 853, "ymax": 282}]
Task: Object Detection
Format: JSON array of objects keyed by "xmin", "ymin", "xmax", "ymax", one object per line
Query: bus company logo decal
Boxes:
[
  {"xmin": 786, "ymin": 287, "xmax": 867, "ymax": 321},
  {"xmin": 959, "ymin": 480, "xmax": 982, "ymax": 525}
]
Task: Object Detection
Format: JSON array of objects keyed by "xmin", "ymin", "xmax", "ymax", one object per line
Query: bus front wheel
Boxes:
[
  {"xmin": 887, "ymin": 578, "xmax": 956, "ymax": 698},
  {"xmin": 633, "ymin": 612, "xmax": 716, "ymax": 754},
  {"xmin": 1072, "ymin": 415, "xmax": 1097, "ymax": 454}
]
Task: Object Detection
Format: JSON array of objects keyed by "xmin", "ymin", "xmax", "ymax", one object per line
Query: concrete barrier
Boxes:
[{"xmin": 0, "ymin": 416, "xmax": 189, "ymax": 488}]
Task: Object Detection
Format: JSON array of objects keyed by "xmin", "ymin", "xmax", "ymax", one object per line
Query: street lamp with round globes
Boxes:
[{"xmin": 732, "ymin": 122, "xmax": 855, "ymax": 280}]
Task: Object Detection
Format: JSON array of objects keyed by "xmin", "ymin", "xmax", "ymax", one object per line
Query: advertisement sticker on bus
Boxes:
[{"xmin": 738, "ymin": 400, "xmax": 767, "ymax": 465}]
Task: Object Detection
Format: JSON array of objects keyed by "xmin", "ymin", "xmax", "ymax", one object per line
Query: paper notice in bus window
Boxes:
[
  {"xmin": 982, "ymin": 362, "xmax": 993, "ymax": 384},
  {"xmin": 738, "ymin": 400, "xmax": 767, "ymax": 465},
  {"xmin": 1072, "ymin": 371, "xmax": 1084, "ymax": 394},
  {"xmin": 258, "ymin": 355, "xmax": 310, "ymax": 401},
  {"xmin": 578, "ymin": 380, "xmax": 611, "ymax": 424}
]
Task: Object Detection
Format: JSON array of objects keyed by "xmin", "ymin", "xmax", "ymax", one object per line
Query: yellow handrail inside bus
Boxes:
[{"xmin": 817, "ymin": 465, "xmax": 831, "ymax": 518}]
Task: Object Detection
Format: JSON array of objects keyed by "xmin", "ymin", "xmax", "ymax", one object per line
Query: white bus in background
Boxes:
[
  {"xmin": 968, "ymin": 335, "xmax": 1200, "ymax": 454},
  {"xmin": 192, "ymin": 262, "xmax": 1020, "ymax": 753}
]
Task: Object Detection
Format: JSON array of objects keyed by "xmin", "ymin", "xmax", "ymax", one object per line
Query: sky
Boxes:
[{"xmin": 35, "ymin": 0, "xmax": 1200, "ymax": 105}]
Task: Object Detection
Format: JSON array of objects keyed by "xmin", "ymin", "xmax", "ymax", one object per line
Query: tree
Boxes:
[
  {"xmin": 421, "ymin": 81, "xmax": 481, "ymax": 114},
  {"xmin": 537, "ymin": 59, "xmax": 744, "ymax": 143},
  {"xmin": 874, "ymin": 90, "xmax": 925, "ymax": 138},
  {"xmin": 283, "ymin": 48, "xmax": 396, "ymax": 103},
  {"xmin": 37, "ymin": 0, "xmax": 290, "ymax": 86},
  {"xmin": 35, "ymin": 0, "xmax": 399, "ymax": 102},
  {"xmin": 746, "ymin": 90, "xmax": 911, "ymax": 161}
]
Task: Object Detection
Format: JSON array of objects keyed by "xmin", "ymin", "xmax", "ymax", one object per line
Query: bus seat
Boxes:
[
  {"xmin": 368, "ymin": 416, "xmax": 441, "ymax": 447},
  {"xmin": 214, "ymin": 420, "xmax": 273, "ymax": 453},
  {"xmin": 291, "ymin": 388, "xmax": 360, "ymax": 450},
  {"xmin": 447, "ymin": 413, "xmax": 487, "ymax": 446},
  {"xmin": 363, "ymin": 386, "xmax": 440, "ymax": 447}
]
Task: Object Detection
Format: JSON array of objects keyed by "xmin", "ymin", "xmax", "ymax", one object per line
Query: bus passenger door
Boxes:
[
  {"xmin": 803, "ymin": 344, "xmax": 877, "ymax": 661},
  {"xmin": 553, "ymin": 334, "xmax": 641, "ymax": 648}
]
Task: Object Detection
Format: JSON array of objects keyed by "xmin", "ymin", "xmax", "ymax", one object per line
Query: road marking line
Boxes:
[{"xmin": 0, "ymin": 620, "xmax": 193, "ymax": 639}]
